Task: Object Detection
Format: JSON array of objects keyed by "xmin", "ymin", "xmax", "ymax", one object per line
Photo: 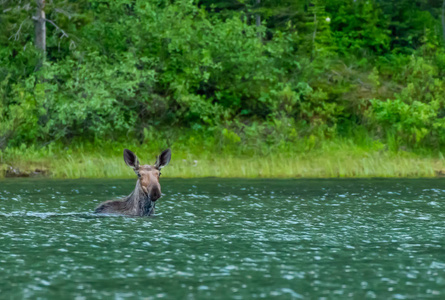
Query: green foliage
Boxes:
[
  {"xmin": 368, "ymin": 54, "xmax": 445, "ymax": 148},
  {"xmin": 1, "ymin": 0, "xmax": 445, "ymax": 158},
  {"xmin": 326, "ymin": 0, "xmax": 391, "ymax": 56}
]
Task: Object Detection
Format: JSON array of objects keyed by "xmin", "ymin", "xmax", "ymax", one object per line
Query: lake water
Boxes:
[{"xmin": 1, "ymin": 178, "xmax": 445, "ymax": 299}]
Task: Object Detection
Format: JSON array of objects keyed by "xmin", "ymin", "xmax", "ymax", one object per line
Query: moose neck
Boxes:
[{"xmin": 126, "ymin": 180, "xmax": 155, "ymax": 216}]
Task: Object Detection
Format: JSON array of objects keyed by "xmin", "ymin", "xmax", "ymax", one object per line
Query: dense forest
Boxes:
[{"xmin": 2, "ymin": 0, "xmax": 445, "ymax": 177}]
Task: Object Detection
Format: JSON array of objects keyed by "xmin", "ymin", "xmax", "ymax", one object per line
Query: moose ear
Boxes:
[
  {"xmin": 123, "ymin": 149, "xmax": 139, "ymax": 170},
  {"xmin": 155, "ymin": 149, "xmax": 171, "ymax": 170}
]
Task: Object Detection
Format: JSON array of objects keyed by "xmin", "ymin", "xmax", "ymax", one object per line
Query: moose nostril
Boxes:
[{"xmin": 151, "ymin": 188, "xmax": 161, "ymax": 201}]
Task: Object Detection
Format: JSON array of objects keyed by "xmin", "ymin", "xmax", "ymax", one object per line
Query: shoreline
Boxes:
[{"xmin": 2, "ymin": 151, "xmax": 445, "ymax": 179}]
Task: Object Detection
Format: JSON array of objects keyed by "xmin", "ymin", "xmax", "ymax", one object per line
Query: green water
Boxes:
[{"xmin": 1, "ymin": 178, "xmax": 445, "ymax": 299}]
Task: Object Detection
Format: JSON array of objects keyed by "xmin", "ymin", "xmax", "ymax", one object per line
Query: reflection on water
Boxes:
[{"xmin": 1, "ymin": 178, "xmax": 445, "ymax": 299}]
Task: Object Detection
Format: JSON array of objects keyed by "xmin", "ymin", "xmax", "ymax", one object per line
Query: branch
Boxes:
[
  {"xmin": 44, "ymin": 18, "xmax": 69, "ymax": 38},
  {"xmin": 9, "ymin": 18, "xmax": 28, "ymax": 41},
  {"xmin": 54, "ymin": 7, "xmax": 72, "ymax": 19},
  {"xmin": 3, "ymin": 3, "xmax": 32, "ymax": 13},
  {"xmin": 32, "ymin": 16, "xmax": 68, "ymax": 38}
]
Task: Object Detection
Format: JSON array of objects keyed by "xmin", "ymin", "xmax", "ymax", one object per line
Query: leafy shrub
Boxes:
[{"xmin": 368, "ymin": 55, "xmax": 445, "ymax": 148}]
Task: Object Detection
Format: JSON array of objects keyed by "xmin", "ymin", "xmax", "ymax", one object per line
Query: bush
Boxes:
[{"xmin": 368, "ymin": 54, "xmax": 445, "ymax": 148}]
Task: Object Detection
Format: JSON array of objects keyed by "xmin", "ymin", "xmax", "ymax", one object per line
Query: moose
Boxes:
[{"xmin": 95, "ymin": 149, "xmax": 171, "ymax": 216}]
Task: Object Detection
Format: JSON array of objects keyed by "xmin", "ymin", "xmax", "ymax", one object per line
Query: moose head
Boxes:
[
  {"xmin": 123, "ymin": 148, "xmax": 171, "ymax": 202},
  {"xmin": 95, "ymin": 148, "xmax": 172, "ymax": 216}
]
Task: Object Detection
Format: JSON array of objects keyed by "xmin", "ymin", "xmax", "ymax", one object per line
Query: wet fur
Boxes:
[{"xmin": 95, "ymin": 181, "xmax": 155, "ymax": 216}]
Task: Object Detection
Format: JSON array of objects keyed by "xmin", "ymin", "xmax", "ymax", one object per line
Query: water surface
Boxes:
[{"xmin": 1, "ymin": 178, "xmax": 445, "ymax": 299}]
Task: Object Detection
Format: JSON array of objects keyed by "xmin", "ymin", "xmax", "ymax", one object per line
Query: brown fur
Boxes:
[{"xmin": 94, "ymin": 180, "xmax": 156, "ymax": 216}]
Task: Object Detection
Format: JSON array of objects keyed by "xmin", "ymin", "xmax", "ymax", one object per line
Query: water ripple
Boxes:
[{"xmin": 0, "ymin": 178, "xmax": 444, "ymax": 299}]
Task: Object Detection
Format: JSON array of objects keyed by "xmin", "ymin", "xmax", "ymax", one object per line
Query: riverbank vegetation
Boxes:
[{"xmin": 2, "ymin": 0, "xmax": 445, "ymax": 178}]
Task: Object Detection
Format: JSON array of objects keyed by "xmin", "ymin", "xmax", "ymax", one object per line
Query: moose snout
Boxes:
[{"xmin": 150, "ymin": 187, "xmax": 162, "ymax": 201}]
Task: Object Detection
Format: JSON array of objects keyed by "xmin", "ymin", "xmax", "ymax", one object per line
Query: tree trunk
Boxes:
[
  {"xmin": 34, "ymin": 0, "xmax": 46, "ymax": 53},
  {"xmin": 311, "ymin": 12, "xmax": 317, "ymax": 62},
  {"xmin": 255, "ymin": 0, "xmax": 261, "ymax": 40},
  {"xmin": 442, "ymin": 0, "xmax": 445, "ymax": 43}
]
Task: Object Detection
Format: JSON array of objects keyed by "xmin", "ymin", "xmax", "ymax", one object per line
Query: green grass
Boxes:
[{"xmin": 1, "ymin": 137, "xmax": 444, "ymax": 178}]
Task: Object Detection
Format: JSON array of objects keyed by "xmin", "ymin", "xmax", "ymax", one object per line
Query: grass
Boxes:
[
  {"xmin": 1, "ymin": 137, "xmax": 444, "ymax": 178},
  {"xmin": 54, "ymin": 152, "xmax": 440, "ymax": 178}
]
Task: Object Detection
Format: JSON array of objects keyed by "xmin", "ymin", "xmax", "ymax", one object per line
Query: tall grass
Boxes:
[{"xmin": 1, "ymin": 136, "xmax": 443, "ymax": 178}]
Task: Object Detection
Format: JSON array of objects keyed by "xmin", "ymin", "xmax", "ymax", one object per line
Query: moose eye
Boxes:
[
  {"xmin": 159, "ymin": 172, "xmax": 162, "ymax": 177},
  {"xmin": 137, "ymin": 173, "xmax": 141, "ymax": 178}
]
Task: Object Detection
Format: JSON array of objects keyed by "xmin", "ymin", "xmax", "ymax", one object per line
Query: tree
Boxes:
[
  {"xmin": 1, "ymin": 0, "xmax": 71, "ymax": 62},
  {"xmin": 442, "ymin": 0, "xmax": 445, "ymax": 42},
  {"xmin": 34, "ymin": 0, "xmax": 46, "ymax": 53}
]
